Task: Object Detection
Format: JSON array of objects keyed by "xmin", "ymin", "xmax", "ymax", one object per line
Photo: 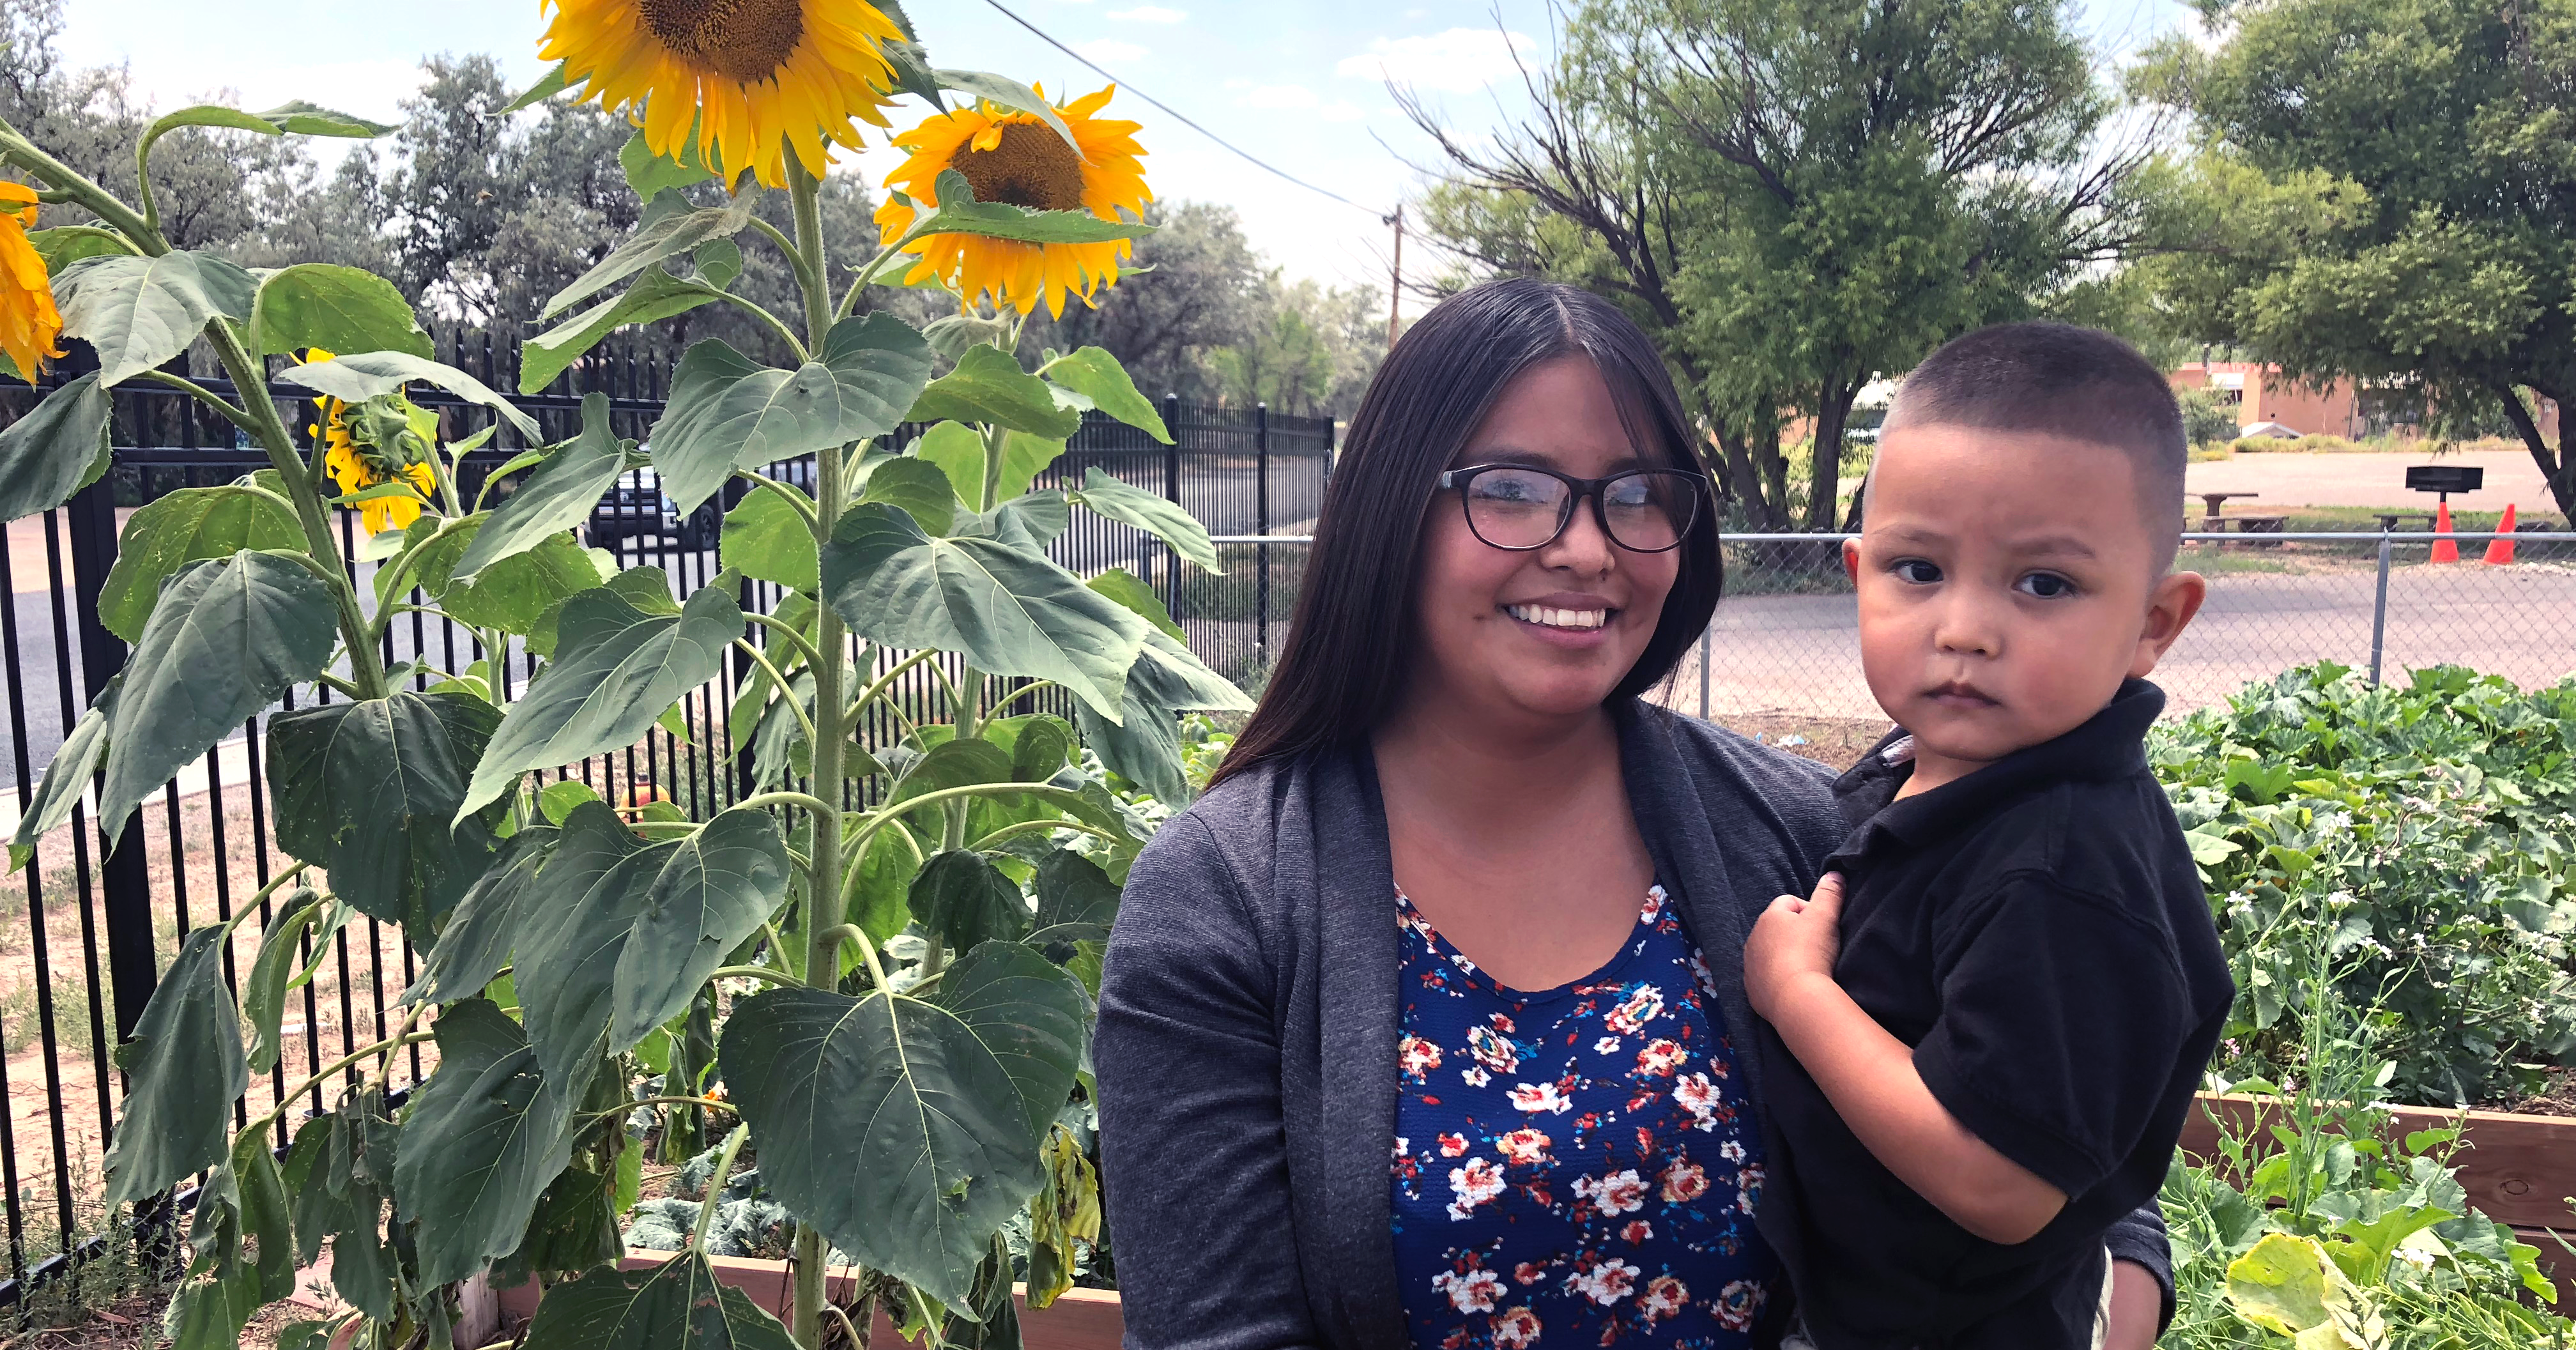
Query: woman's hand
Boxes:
[{"xmin": 1745, "ymin": 871, "xmax": 1844, "ymax": 1020}]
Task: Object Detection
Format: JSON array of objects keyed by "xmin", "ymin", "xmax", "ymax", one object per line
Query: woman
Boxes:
[{"xmin": 1093, "ymin": 279, "xmax": 2171, "ymax": 1350}]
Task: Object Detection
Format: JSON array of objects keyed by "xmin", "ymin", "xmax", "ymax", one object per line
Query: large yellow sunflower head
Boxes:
[
  {"xmin": 306, "ymin": 349, "xmax": 438, "ymax": 535},
  {"xmin": 539, "ymin": 0, "xmax": 906, "ymax": 189},
  {"xmin": 0, "ymin": 181, "xmax": 65, "ymax": 385},
  {"xmin": 876, "ymin": 84, "xmax": 1152, "ymax": 319}
]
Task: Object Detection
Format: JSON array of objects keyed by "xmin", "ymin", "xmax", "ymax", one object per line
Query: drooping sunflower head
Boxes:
[
  {"xmin": 306, "ymin": 349, "xmax": 439, "ymax": 535},
  {"xmin": 539, "ymin": 0, "xmax": 907, "ymax": 189},
  {"xmin": 0, "ymin": 181, "xmax": 65, "ymax": 385},
  {"xmin": 877, "ymin": 85, "xmax": 1152, "ymax": 319}
]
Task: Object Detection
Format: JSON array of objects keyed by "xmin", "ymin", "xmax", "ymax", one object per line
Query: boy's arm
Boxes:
[{"xmin": 1745, "ymin": 873, "xmax": 2068, "ymax": 1245}]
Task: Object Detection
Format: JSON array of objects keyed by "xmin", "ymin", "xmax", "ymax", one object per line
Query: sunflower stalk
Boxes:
[{"xmin": 786, "ymin": 152, "xmax": 852, "ymax": 1350}]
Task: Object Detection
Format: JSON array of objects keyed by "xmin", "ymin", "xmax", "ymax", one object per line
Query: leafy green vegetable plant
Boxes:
[
  {"xmin": 2159, "ymin": 929, "xmax": 2570, "ymax": 1349},
  {"xmin": 0, "ymin": 35, "xmax": 1246, "ymax": 1350},
  {"xmin": 2156, "ymin": 663, "xmax": 2576, "ymax": 1105}
]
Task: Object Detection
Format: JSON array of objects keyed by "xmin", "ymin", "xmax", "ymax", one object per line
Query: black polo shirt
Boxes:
[{"xmin": 1754, "ymin": 679, "xmax": 2234, "ymax": 1350}]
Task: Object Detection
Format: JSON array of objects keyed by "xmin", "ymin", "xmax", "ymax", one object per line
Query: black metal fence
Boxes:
[{"xmin": 0, "ymin": 337, "xmax": 1330, "ymax": 1312}]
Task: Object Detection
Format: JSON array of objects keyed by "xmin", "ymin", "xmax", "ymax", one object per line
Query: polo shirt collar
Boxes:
[{"xmin": 1833, "ymin": 678, "xmax": 2166, "ymax": 851}]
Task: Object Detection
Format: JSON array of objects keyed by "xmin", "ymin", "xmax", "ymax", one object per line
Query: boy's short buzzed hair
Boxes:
[{"xmin": 1881, "ymin": 321, "xmax": 2187, "ymax": 570}]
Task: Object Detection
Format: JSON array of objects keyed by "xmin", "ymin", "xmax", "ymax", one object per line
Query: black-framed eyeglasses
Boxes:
[{"xmin": 1437, "ymin": 463, "xmax": 1707, "ymax": 553}]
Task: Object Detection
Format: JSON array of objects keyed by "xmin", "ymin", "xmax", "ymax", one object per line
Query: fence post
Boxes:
[
  {"xmin": 1162, "ymin": 394, "xmax": 1183, "ymax": 620},
  {"xmin": 2368, "ymin": 530, "xmax": 2392, "ymax": 687},
  {"xmin": 65, "ymin": 420, "xmax": 173, "ymax": 1258},
  {"xmin": 1254, "ymin": 403, "xmax": 1269, "ymax": 663},
  {"xmin": 1699, "ymin": 625, "xmax": 1712, "ymax": 719}
]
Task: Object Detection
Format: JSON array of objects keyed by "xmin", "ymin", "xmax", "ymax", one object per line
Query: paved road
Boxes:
[{"xmin": 1678, "ymin": 560, "xmax": 2576, "ymax": 723}]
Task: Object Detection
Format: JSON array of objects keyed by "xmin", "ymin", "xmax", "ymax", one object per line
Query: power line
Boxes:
[{"xmin": 974, "ymin": 0, "xmax": 1387, "ymax": 217}]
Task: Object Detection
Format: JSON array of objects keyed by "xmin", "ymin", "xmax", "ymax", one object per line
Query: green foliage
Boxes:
[
  {"xmin": 652, "ymin": 314, "xmax": 936, "ymax": 514},
  {"xmin": 2156, "ymin": 941, "xmax": 2568, "ymax": 1349},
  {"xmin": 2153, "ymin": 663, "xmax": 2576, "ymax": 1104},
  {"xmin": 0, "ymin": 371, "xmax": 112, "ymax": 522},
  {"xmin": 2133, "ymin": 0, "xmax": 2576, "ymax": 520},
  {"xmin": 27, "ymin": 50, "xmax": 1220, "ymax": 1349},
  {"xmin": 2176, "ymin": 386, "xmax": 2243, "ymax": 449},
  {"xmin": 1416, "ymin": 0, "xmax": 2133, "ymax": 530}
]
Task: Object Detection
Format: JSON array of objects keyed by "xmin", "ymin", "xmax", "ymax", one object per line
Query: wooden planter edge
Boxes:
[{"xmin": 491, "ymin": 1252, "xmax": 1124, "ymax": 1350}]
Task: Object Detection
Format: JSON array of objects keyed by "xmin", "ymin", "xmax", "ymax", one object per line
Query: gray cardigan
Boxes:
[{"xmin": 1094, "ymin": 700, "xmax": 2172, "ymax": 1350}]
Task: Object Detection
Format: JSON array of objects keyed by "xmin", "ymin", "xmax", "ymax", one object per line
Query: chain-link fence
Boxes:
[
  {"xmin": 1679, "ymin": 532, "xmax": 2576, "ymax": 726},
  {"xmin": 1199, "ymin": 532, "xmax": 2576, "ymax": 728}
]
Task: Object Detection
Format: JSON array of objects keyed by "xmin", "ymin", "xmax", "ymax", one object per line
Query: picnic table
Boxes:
[
  {"xmin": 2374, "ymin": 511, "xmax": 2439, "ymax": 532},
  {"xmin": 2196, "ymin": 491, "xmax": 2259, "ymax": 523}
]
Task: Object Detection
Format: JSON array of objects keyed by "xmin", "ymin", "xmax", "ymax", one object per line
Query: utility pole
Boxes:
[{"xmin": 1385, "ymin": 204, "xmax": 1404, "ymax": 348}]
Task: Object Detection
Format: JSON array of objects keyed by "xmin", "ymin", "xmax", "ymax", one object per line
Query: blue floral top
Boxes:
[{"xmin": 1390, "ymin": 886, "xmax": 1777, "ymax": 1350}]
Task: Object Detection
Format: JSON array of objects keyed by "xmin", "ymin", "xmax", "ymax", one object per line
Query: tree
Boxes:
[
  {"xmin": 1412, "ymin": 0, "xmax": 2156, "ymax": 529},
  {"xmin": 1206, "ymin": 270, "xmax": 1386, "ymax": 419},
  {"xmin": 1023, "ymin": 200, "xmax": 1265, "ymax": 400},
  {"xmin": 2134, "ymin": 0, "xmax": 2576, "ymax": 521}
]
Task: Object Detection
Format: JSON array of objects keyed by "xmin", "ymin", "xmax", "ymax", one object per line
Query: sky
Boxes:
[{"xmin": 57, "ymin": 0, "xmax": 2195, "ymax": 293}]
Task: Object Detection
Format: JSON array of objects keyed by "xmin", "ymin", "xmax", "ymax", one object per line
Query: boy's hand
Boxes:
[{"xmin": 1746, "ymin": 872, "xmax": 1844, "ymax": 1021}]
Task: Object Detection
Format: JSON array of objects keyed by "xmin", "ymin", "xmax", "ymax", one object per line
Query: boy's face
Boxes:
[{"xmin": 1846, "ymin": 424, "xmax": 2206, "ymax": 791}]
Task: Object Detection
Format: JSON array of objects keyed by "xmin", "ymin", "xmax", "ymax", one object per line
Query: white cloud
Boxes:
[
  {"xmin": 1108, "ymin": 4, "xmax": 1187, "ymax": 20},
  {"xmin": 1235, "ymin": 84, "xmax": 1321, "ymax": 111},
  {"xmin": 1073, "ymin": 38, "xmax": 1149, "ymax": 65},
  {"xmin": 1336, "ymin": 28, "xmax": 1537, "ymax": 93},
  {"xmin": 1319, "ymin": 100, "xmax": 1368, "ymax": 123}
]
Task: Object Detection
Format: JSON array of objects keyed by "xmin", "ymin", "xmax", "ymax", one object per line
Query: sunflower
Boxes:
[
  {"xmin": 538, "ymin": 0, "xmax": 906, "ymax": 189},
  {"xmin": 0, "ymin": 182, "xmax": 65, "ymax": 384},
  {"xmin": 875, "ymin": 84, "xmax": 1152, "ymax": 318},
  {"xmin": 306, "ymin": 349, "xmax": 439, "ymax": 535}
]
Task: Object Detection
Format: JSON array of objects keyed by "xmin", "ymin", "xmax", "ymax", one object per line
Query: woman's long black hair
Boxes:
[{"xmin": 1208, "ymin": 278, "xmax": 1721, "ymax": 790}]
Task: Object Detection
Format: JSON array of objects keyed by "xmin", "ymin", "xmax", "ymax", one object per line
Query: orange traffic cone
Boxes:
[
  {"xmin": 2431, "ymin": 500, "xmax": 2458, "ymax": 563},
  {"xmin": 2485, "ymin": 502, "xmax": 2517, "ymax": 564}
]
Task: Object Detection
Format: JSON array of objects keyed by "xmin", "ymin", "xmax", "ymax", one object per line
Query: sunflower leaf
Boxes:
[
  {"xmin": 279, "ymin": 350, "xmax": 540, "ymax": 438},
  {"xmin": 459, "ymin": 584, "xmax": 742, "ymax": 818},
  {"xmin": 394, "ymin": 998, "xmax": 588, "ymax": 1287},
  {"xmin": 256, "ymin": 102, "xmax": 395, "ymax": 138},
  {"xmin": 102, "ymin": 927, "xmax": 247, "ymax": 1208},
  {"xmin": 1086, "ymin": 567, "xmax": 1185, "ymax": 642},
  {"xmin": 1071, "ymin": 465, "xmax": 1222, "ymax": 572},
  {"xmin": 859, "ymin": 456, "xmax": 957, "ymax": 536},
  {"xmin": 907, "ymin": 344, "xmax": 1084, "ymax": 438},
  {"xmin": 818, "ymin": 502, "xmax": 1147, "ymax": 719},
  {"xmin": 618, "ymin": 128, "xmax": 716, "ymax": 200},
  {"xmin": 544, "ymin": 188, "xmax": 760, "ymax": 321},
  {"xmin": 10, "ymin": 672, "xmax": 116, "ymax": 871},
  {"xmin": 454, "ymin": 392, "xmax": 625, "ymax": 580},
  {"xmin": 249, "ymin": 263, "xmax": 433, "ymax": 358},
  {"xmin": 875, "ymin": 1, "xmax": 946, "ymax": 106},
  {"xmin": 935, "ymin": 70, "xmax": 1078, "ymax": 151},
  {"xmin": 715, "ymin": 951, "xmax": 1086, "ymax": 1303},
  {"xmin": 26, "ymin": 227, "xmax": 130, "ymax": 272},
  {"xmin": 649, "ymin": 313, "xmax": 935, "ymax": 515},
  {"xmin": 500, "ymin": 63, "xmax": 570, "ymax": 116},
  {"xmin": 102, "ymin": 552, "xmax": 337, "ymax": 850},
  {"xmin": 894, "ymin": 169, "xmax": 1156, "ymax": 249},
  {"xmin": 52, "ymin": 251, "xmax": 257, "ymax": 386},
  {"xmin": 266, "ymin": 690, "xmax": 505, "ymax": 930},
  {"xmin": 721, "ymin": 482, "xmax": 821, "ymax": 591},
  {"xmin": 1045, "ymin": 346, "xmax": 1170, "ymax": 442},
  {"xmin": 519, "ymin": 265, "xmax": 717, "ymax": 395},
  {"xmin": 98, "ymin": 482, "xmax": 303, "ymax": 641},
  {"xmin": 0, "ymin": 371, "xmax": 114, "ymax": 522}
]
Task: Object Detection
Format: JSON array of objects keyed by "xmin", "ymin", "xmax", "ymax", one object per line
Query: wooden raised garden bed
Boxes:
[{"xmin": 2181, "ymin": 1093, "xmax": 2576, "ymax": 1298}]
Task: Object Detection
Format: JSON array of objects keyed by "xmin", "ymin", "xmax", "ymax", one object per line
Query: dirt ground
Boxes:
[{"xmin": 0, "ymin": 788, "xmax": 429, "ymax": 1279}]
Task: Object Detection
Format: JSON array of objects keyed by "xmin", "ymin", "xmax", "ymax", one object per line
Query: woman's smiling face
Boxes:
[{"xmin": 1405, "ymin": 356, "xmax": 1683, "ymax": 728}]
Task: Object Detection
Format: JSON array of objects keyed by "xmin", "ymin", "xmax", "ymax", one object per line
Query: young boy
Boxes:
[{"xmin": 1744, "ymin": 323, "xmax": 2235, "ymax": 1350}]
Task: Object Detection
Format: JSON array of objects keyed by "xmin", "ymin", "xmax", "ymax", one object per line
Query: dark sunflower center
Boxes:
[
  {"xmin": 638, "ymin": 0, "xmax": 806, "ymax": 82},
  {"xmin": 951, "ymin": 122, "xmax": 1087, "ymax": 213}
]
